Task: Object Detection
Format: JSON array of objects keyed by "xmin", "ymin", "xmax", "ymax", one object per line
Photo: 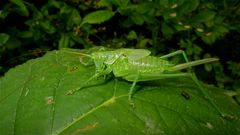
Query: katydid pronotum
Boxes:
[{"xmin": 64, "ymin": 47, "xmax": 227, "ymax": 118}]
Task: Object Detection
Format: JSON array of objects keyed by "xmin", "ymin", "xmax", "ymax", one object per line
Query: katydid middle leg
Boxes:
[
  {"xmin": 128, "ymin": 72, "xmax": 140, "ymax": 104},
  {"xmin": 66, "ymin": 67, "xmax": 112, "ymax": 95},
  {"xmin": 125, "ymin": 72, "xmax": 190, "ymax": 107},
  {"xmin": 161, "ymin": 50, "xmax": 226, "ymax": 117}
]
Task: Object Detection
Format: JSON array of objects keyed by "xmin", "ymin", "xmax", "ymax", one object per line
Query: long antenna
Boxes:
[{"xmin": 63, "ymin": 50, "xmax": 92, "ymax": 57}]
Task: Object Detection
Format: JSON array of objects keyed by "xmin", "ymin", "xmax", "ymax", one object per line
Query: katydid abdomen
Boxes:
[{"xmin": 112, "ymin": 56, "xmax": 173, "ymax": 77}]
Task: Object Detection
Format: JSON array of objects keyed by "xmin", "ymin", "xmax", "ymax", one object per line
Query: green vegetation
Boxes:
[
  {"xmin": 1, "ymin": 49, "xmax": 239, "ymax": 134},
  {"xmin": 1, "ymin": 1, "xmax": 240, "ymax": 132},
  {"xmin": 0, "ymin": 0, "xmax": 239, "ymax": 96}
]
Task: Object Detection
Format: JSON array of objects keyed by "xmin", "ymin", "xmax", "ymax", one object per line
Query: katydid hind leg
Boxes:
[
  {"xmin": 189, "ymin": 73, "xmax": 227, "ymax": 118},
  {"xmin": 126, "ymin": 72, "xmax": 190, "ymax": 108},
  {"xmin": 160, "ymin": 50, "xmax": 188, "ymax": 61},
  {"xmin": 124, "ymin": 72, "xmax": 190, "ymax": 82},
  {"xmin": 173, "ymin": 50, "xmax": 226, "ymax": 118}
]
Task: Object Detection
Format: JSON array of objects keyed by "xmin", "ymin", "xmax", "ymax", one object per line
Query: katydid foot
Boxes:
[
  {"xmin": 128, "ymin": 99, "xmax": 135, "ymax": 109},
  {"xmin": 65, "ymin": 87, "xmax": 81, "ymax": 95},
  {"xmin": 65, "ymin": 90, "xmax": 74, "ymax": 95}
]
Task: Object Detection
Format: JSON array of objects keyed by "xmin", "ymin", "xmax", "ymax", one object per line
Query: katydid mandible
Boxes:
[{"xmin": 65, "ymin": 47, "xmax": 226, "ymax": 118}]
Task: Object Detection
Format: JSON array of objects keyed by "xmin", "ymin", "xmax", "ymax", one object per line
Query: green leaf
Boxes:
[
  {"xmin": 40, "ymin": 21, "xmax": 56, "ymax": 34},
  {"xmin": 161, "ymin": 22, "xmax": 174, "ymax": 38},
  {"xmin": 204, "ymin": 64, "xmax": 213, "ymax": 72},
  {"xmin": 60, "ymin": 5, "xmax": 72, "ymax": 14},
  {"xmin": 115, "ymin": 0, "xmax": 129, "ymax": 7},
  {"xmin": 130, "ymin": 14, "xmax": 145, "ymax": 25},
  {"xmin": 98, "ymin": 0, "xmax": 112, "ymax": 7},
  {"xmin": 0, "ymin": 33, "xmax": 10, "ymax": 45},
  {"xmin": 71, "ymin": 9, "xmax": 82, "ymax": 25},
  {"xmin": 158, "ymin": 0, "xmax": 168, "ymax": 7},
  {"xmin": 3, "ymin": 36, "xmax": 21, "ymax": 49},
  {"xmin": 1, "ymin": 48, "xmax": 240, "ymax": 134},
  {"xmin": 59, "ymin": 34, "xmax": 71, "ymax": 49},
  {"xmin": 10, "ymin": 0, "xmax": 29, "ymax": 16},
  {"xmin": 26, "ymin": 3, "xmax": 43, "ymax": 19},
  {"xmin": 0, "ymin": 4, "xmax": 11, "ymax": 19},
  {"xmin": 199, "ymin": 31, "xmax": 222, "ymax": 44},
  {"xmin": 127, "ymin": 31, "xmax": 138, "ymax": 40},
  {"xmin": 137, "ymin": 38, "xmax": 150, "ymax": 48},
  {"xmin": 98, "ymin": 0, "xmax": 129, "ymax": 7},
  {"xmin": 189, "ymin": 11, "xmax": 216, "ymax": 24},
  {"xmin": 48, "ymin": 0, "xmax": 64, "ymax": 9},
  {"xmin": 67, "ymin": 9, "xmax": 82, "ymax": 30},
  {"xmin": 121, "ymin": 3, "xmax": 153, "ymax": 14},
  {"xmin": 81, "ymin": 10, "xmax": 115, "ymax": 26},
  {"xmin": 178, "ymin": 0, "xmax": 199, "ymax": 14},
  {"xmin": 228, "ymin": 61, "xmax": 240, "ymax": 76},
  {"xmin": 17, "ymin": 31, "xmax": 33, "ymax": 38},
  {"xmin": 212, "ymin": 25, "xmax": 229, "ymax": 33}
]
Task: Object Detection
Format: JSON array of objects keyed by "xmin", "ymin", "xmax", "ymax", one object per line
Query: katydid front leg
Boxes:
[{"xmin": 65, "ymin": 67, "xmax": 112, "ymax": 95}]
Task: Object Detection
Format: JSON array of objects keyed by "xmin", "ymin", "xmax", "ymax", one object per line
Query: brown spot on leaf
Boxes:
[
  {"xmin": 68, "ymin": 66, "xmax": 79, "ymax": 72},
  {"xmin": 45, "ymin": 96, "xmax": 54, "ymax": 105},
  {"xmin": 70, "ymin": 122, "xmax": 98, "ymax": 135},
  {"xmin": 181, "ymin": 91, "xmax": 190, "ymax": 100}
]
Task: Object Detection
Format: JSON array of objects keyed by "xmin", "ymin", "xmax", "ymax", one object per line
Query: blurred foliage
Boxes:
[{"xmin": 0, "ymin": 0, "xmax": 240, "ymax": 91}]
